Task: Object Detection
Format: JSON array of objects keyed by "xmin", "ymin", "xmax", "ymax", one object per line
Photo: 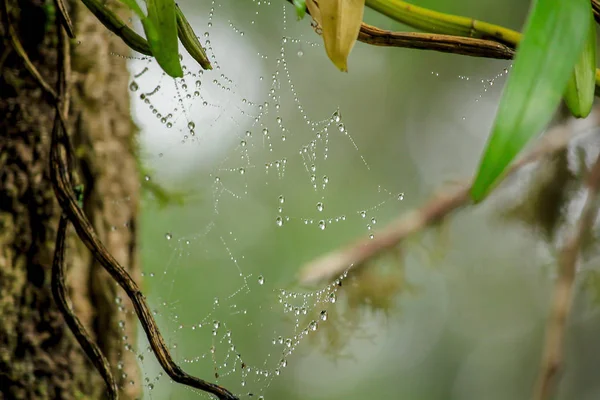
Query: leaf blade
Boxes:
[
  {"xmin": 471, "ymin": 0, "xmax": 591, "ymax": 202},
  {"xmin": 142, "ymin": 0, "xmax": 183, "ymax": 78},
  {"xmin": 564, "ymin": 10, "xmax": 596, "ymax": 118},
  {"xmin": 118, "ymin": 0, "xmax": 145, "ymax": 19},
  {"xmin": 320, "ymin": 0, "xmax": 366, "ymax": 72}
]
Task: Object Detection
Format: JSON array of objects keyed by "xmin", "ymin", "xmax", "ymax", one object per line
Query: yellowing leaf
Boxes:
[
  {"xmin": 305, "ymin": 0, "xmax": 322, "ymax": 27},
  {"xmin": 319, "ymin": 0, "xmax": 365, "ymax": 72}
]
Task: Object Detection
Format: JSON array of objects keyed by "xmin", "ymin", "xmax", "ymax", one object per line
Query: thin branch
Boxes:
[
  {"xmin": 46, "ymin": 14, "xmax": 240, "ymax": 400},
  {"xmin": 299, "ymin": 113, "xmax": 600, "ymax": 285},
  {"xmin": 1, "ymin": 0, "xmax": 57, "ymax": 99},
  {"xmin": 53, "ymin": 0, "xmax": 75, "ymax": 38},
  {"xmin": 290, "ymin": 0, "xmax": 517, "ymax": 61},
  {"xmin": 533, "ymin": 150, "xmax": 600, "ymax": 400},
  {"xmin": 358, "ymin": 23, "xmax": 515, "ymax": 60},
  {"xmin": 3, "ymin": 3, "xmax": 238, "ymax": 398},
  {"xmin": 52, "ymin": 216, "xmax": 118, "ymax": 399}
]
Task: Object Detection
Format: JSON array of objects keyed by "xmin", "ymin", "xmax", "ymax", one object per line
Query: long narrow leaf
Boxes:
[
  {"xmin": 564, "ymin": 10, "xmax": 596, "ymax": 118},
  {"xmin": 175, "ymin": 4, "xmax": 212, "ymax": 70},
  {"xmin": 118, "ymin": 0, "xmax": 145, "ymax": 19},
  {"xmin": 471, "ymin": 0, "xmax": 591, "ymax": 202},
  {"xmin": 142, "ymin": 0, "xmax": 183, "ymax": 78}
]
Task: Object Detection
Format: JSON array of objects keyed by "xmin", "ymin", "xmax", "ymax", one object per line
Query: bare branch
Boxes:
[
  {"xmin": 533, "ymin": 145, "xmax": 600, "ymax": 400},
  {"xmin": 299, "ymin": 113, "xmax": 600, "ymax": 285},
  {"xmin": 358, "ymin": 23, "xmax": 515, "ymax": 60}
]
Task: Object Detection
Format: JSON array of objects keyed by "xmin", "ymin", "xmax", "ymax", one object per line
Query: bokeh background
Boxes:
[{"xmin": 117, "ymin": 0, "xmax": 600, "ymax": 398}]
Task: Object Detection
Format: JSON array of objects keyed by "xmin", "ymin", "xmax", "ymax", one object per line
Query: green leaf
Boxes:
[
  {"xmin": 471, "ymin": 0, "xmax": 591, "ymax": 202},
  {"xmin": 142, "ymin": 0, "xmax": 183, "ymax": 78},
  {"xmin": 118, "ymin": 0, "xmax": 145, "ymax": 19},
  {"xmin": 175, "ymin": 4, "xmax": 212, "ymax": 70},
  {"xmin": 293, "ymin": 0, "xmax": 307, "ymax": 20},
  {"xmin": 564, "ymin": 10, "xmax": 596, "ymax": 118}
]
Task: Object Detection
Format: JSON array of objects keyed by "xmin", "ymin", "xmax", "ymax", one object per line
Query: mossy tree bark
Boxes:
[{"xmin": 0, "ymin": 0, "xmax": 141, "ymax": 398}]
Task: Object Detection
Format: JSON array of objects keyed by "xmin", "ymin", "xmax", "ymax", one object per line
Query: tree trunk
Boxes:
[{"xmin": 0, "ymin": 0, "xmax": 141, "ymax": 398}]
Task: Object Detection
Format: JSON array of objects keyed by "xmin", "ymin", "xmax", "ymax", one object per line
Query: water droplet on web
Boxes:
[
  {"xmin": 398, "ymin": 193, "xmax": 405, "ymax": 201},
  {"xmin": 276, "ymin": 116, "xmax": 282, "ymax": 124},
  {"xmin": 332, "ymin": 111, "xmax": 341, "ymax": 123},
  {"xmin": 213, "ymin": 320, "xmax": 220, "ymax": 329},
  {"xmin": 316, "ymin": 202, "xmax": 324, "ymax": 212},
  {"xmin": 165, "ymin": 233, "xmax": 172, "ymax": 240},
  {"xmin": 371, "ymin": 217, "xmax": 377, "ymax": 224},
  {"xmin": 280, "ymin": 359, "xmax": 287, "ymax": 368},
  {"xmin": 275, "ymin": 216, "xmax": 283, "ymax": 227},
  {"xmin": 278, "ymin": 195, "xmax": 285, "ymax": 203},
  {"xmin": 329, "ymin": 292, "xmax": 336, "ymax": 303},
  {"xmin": 309, "ymin": 320, "xmax": 318, "ymax": 331},
  {"xmin": 188, "ymin": 121, "xmax": 195, "ymax": 130},
  {"xmin": 318, "ymin": 220, "xmax": 326, "ymax": 230},
  {"xmin": 258, "ymin": 275, "xmax": 264, "ymax": 285},
  {"xmin": 323, "ymin": 176, "xmax": 329, "ymax": 183},
  {"xmin": 144, "ymin": 175, "xmax": 150, "ymax": 181},
  {"xmin": 297, "ymin": 50, "xmax": 304, "ymax": 57},
  {"xmin": 360, "ymin": 211, "xmax": 366, "ymax": 218},
  {"xmin": 240, "ymin": 140, "xmax": 247, "ymax": 147},
  {"xmin": 320, "ymin": 310, "xmax": 328, "ymax": 321},
  {"xmin": 239, "ymin": 167, "xmax": 245, "ymax": 175},
  {"xmin": 129, "ymin": 81, "xmax": 138, "ymax": 91},
  {"xmin": 263, "ymin": 128, "xmax": 269, "ymax": 135}
]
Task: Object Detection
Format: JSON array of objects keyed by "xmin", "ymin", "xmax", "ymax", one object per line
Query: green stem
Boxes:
[
  {"xmin": 365, "ymin": 0, "xmax": 600, "ymax": 89},
  {"xmin": 366, "ymin": 0, "xmax": 521, "ymax": 46}
]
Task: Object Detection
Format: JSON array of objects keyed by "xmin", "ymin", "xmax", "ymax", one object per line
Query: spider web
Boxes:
[{"xmin": 105, "ymin": 0, "xmax": 519, "ymax": 399}]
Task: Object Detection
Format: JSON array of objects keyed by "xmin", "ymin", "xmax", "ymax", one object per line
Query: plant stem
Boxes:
[{"xmin": 365, "ymin": 0, "xmax": 521, "ymax": 46}]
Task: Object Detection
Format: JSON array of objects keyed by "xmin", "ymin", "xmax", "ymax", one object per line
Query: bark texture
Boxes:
[{"xmin": 0, "ymin": 0, "xmax": 141, "ymax": 398}]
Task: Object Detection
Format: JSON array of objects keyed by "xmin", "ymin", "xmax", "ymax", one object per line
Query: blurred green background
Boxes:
[{"xmin": 123, "ymin": 0, "xmax": 600, "ymax": 399}]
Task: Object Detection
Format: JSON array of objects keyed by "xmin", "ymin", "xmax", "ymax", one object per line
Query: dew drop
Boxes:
[
  {"xmin": 258, "ymin": 275, "xmax": 264, "ymax": 285},
  {"xmin": 316, "ymin": 202, "xmax": 324, "ymax": 212},
  {"xmin": 278, "ymin": 195, "xmax": 285, "ymax": 204},
  {"xmin": 318, "ymin": 220, "xmax": 326, "ymax": 230},
  {"xmin": 276, "ymin": 216, "xmax": 283, "ymax": 227},
  {"xmin": 329, "ymin": 292, "xmax": 336, "ymax": 303},
  {"xmin": 360, "ymin": 211, "xmax": 366, "ymax": 218},
  {"xmin": 129, "ymin": 81, "xmax": 138, "ymax": 91},
  {"xmin": 188, "ymin": 121, "xmax": 195, "ymax": 130},
  {"xmin": 165, "ymin": 233, "xmax": 172, "ymax": 240},
  {"xmin": 320, "ymin": 310, "xmax": 328, "ymax": 321}
]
